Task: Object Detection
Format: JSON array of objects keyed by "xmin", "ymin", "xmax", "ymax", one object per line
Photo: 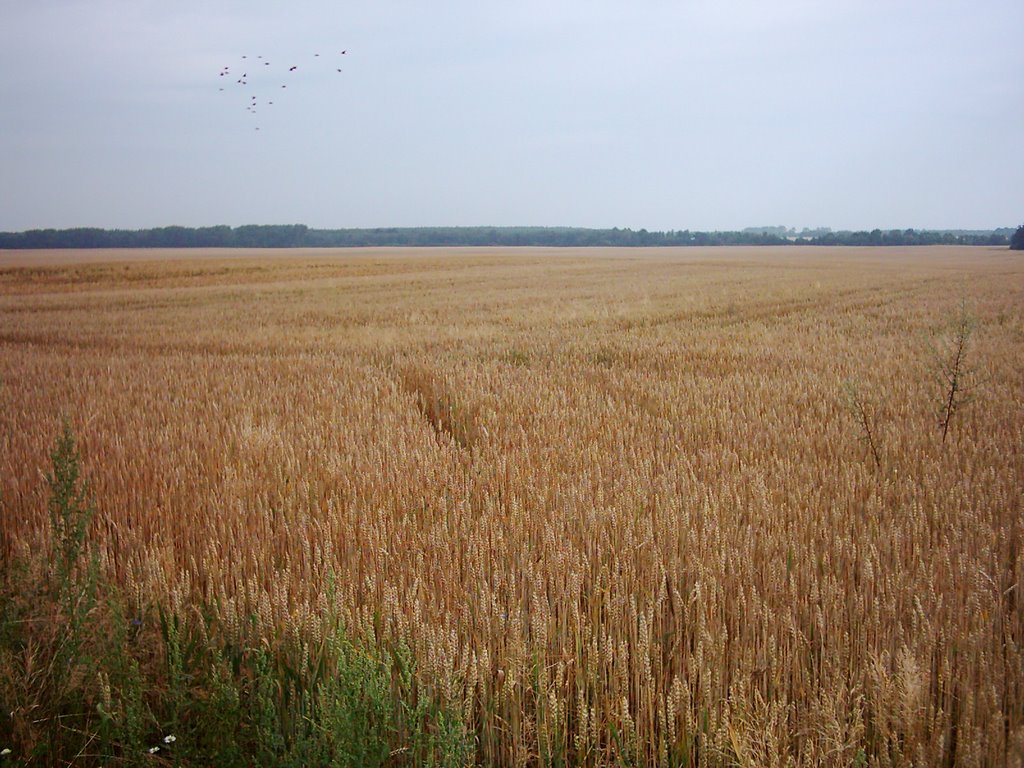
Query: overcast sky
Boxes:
[{"xmin": 1, "ymin": 0, "xmax": 1021, "ymax": 232}]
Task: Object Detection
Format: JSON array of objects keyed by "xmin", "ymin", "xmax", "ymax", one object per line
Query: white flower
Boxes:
[
  {"xmin": 0, "ymin": 748, "xmax": 11, "ymax": 756},
  {"xmin": 163, "ymin": 735, "xmax": 176, "ymax": 744},
  {"xmin": 148, "ymin": 746, "xmax": 160, "ymax": 754}
]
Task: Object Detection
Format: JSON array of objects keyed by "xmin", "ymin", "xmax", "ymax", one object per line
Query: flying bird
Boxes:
[{"xmin": 219, "ymin": 48, "xmax": 348, "ymax": 127}]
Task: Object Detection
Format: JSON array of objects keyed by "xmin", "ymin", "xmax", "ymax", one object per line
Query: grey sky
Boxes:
[{"xmin": 1, "ymin": 0, "xmax": 1021, "ymax": 232}]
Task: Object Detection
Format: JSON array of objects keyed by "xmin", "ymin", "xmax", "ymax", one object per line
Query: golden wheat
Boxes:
[{"xmin": 1, "ymin": 245, "xmax": 1021, "ymax": 765}]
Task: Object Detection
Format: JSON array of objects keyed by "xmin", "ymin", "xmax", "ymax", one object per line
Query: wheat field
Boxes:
[{"xmin": 1, "ymin": 245, "xmax": 1021, "ymax": 765}]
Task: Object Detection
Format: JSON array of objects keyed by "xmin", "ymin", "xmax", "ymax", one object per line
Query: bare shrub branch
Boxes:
[
  {"xmin": 931, "ymin": 300, "xmax": 986, "ymax": 443},
  {"xmin": 843, "ymin": 380, "xmax": 882, "ymax": 469}
]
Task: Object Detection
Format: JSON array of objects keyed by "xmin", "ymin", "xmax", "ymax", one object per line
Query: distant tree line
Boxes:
[
  {"xmin": 1010, "ymin": 225, "xmax": 1024, "ymax": 250},
  {"xmin": 0, "ymin": 224, "xmax": 1013, "ymax": 250}
]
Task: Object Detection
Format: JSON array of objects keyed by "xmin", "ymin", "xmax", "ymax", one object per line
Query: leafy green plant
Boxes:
[
  {"xmin": 315, "ymin": 629, "xmax": 394, "ymax": 767},
  {"xmin": 46, "ymin": 419, "xmax": 98, "ymax": 606}
]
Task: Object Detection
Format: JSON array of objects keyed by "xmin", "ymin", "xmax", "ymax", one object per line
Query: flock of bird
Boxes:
[{"xmin": 218, "ymin": 50, "xmax": 347, "ymax": 130}]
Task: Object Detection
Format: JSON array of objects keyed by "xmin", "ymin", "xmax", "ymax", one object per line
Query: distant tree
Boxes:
[
  {"xmin": 0, "ymin": 224, "xmax": 1015, "ymax": 250},
  {"xmin": 1010, "ymin": 225, "xmax": 1024, "ymax": 250}
]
